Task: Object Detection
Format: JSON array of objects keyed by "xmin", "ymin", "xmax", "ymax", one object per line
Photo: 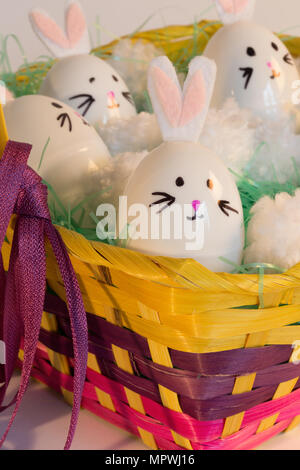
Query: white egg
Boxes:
[
  {"xmin": 124, "ymin": 141, "xmax": 244, "ymax": 272},
  {"xmin": 40, "ymin": 54, "xmax": 137, "ymax": 125},
  {"xmin": 29, "ymin": 2, "xmax": 137, "ymax": 126},
  {"xmin": 203, "ymin": 20, "xmax": 299, "ymax": 119},
  {"xmin": 4, "ymin": 94, "xmax": 111, "ymax": 223}
]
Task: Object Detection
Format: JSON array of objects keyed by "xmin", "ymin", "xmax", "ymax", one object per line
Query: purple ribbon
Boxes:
[{"xmin": 0, "ymin": 140, "xmax": 88, "ymax": 450}]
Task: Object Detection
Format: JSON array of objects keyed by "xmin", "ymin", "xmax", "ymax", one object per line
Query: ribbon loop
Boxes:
[
  {"xmin": 0, "ymin": 140, "xmax": 88, "ymax": 450},
  {"xmin": 14, "ymin": 167, "xmax": 51, "ymax": 220}
]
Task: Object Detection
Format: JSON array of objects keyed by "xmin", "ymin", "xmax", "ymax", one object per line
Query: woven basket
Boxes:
[{"xmin": 3, "ymin": 20, "xmax": 300, "ymax": 451}]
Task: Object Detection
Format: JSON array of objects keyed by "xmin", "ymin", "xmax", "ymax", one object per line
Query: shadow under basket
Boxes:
[{"xmin": 3, "ymin": 20, "xmax": 300, "ymax": 451}]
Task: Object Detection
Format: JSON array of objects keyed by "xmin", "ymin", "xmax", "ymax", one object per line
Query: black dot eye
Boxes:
[
  {"xmin": 89, "ymin": 77, "xmax": 96, "ymax": 83},
  {"xmin": 247, "ymin": 47, "xmax": 256, "ymax": 57},
  {"xmin": 176, "ymin": 177, "xmax": 184, "ymax": 187},
  {"xmin": 271, "ymin": 42, "xmax": 279, "ymax": 51},
  {"xmin": 112, "ymin": 75, "xmax": 119, "ymax": 82}
]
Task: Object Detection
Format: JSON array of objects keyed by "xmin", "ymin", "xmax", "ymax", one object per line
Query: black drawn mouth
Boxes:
[
  {"xmin": 122, "ymin": 91, "xmax": 135, "ymax": 106},
  {"xmin": 187, "ymin": 212, "xmax": 197, "ymax": 221},
  {"xmin": 187, "ymin": 211, "xmax": 205, "ymax": 221},
  {"xmin": 69, "ymin": 94, "xmax": 96, "ymax": 117}
]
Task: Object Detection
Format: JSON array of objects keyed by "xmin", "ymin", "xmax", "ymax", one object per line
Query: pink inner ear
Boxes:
[
  {"xmin": 217, "ymin": 0, "xmax": 249, "ymax": 14},
  {"xmin": 179, "ymin": 70, "xmax": 206, "ymax": 127},
  {"xmin": 31, "ymin": 11, "xmax": 70, "ymax": 49},
  {"xmin": 152, "ymin": 66, "xmax": 182, "ymax": 128},
  {"xmin": 66, "ymin": 3, "xmax": 86, "ymax": 48}
]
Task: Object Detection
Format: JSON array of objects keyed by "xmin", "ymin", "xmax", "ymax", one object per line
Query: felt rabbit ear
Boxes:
[
  {"xmin": 148, "ymin": 55, "xmax": 216, "ymax": 142},
  {"xmin": 215, "ymin": 0, "xmax": 256, "ymax": 24},
  {"xmin": 29, "ymin": 1, "xmax": 90, "ymax": 58}
]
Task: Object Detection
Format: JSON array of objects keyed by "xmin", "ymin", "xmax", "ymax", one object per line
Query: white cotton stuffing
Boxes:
[
  {"xmin": 97, "ymin": 151, "xmax": 148, "ymax": 208},
  {"xmin": 244, "ymin": 190, "xmax": 300, "ymax": 270},
  {"xmin": 107, "ymin": 39, "xmax": 163, "ymax": 110},
  {"xmin": 200, "ymin": 98, "xmax": 256, "ymax": 173},
  {"xmin": 245, "ymin": 112, "xmax": 300, "ymax": 182},
  {"xmin": 97, "ymin": 98, "xmax": 256, "ymax": 169},
  {"xmin": 96, "ymin": 112, "xmax": 162, "ymax": 156}
]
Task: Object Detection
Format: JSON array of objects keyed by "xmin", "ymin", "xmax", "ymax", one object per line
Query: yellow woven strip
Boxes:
[
  {"xmin": 98, "ymin": 269, "xmax": 158, "ymax": 451},
  {"xmin": 256, "ymin": 378, "xmax": 298, "ymax": 433},
  {"xmin": 53, "ymin": 225, "xmax": 300, "ymax": 295},
  {"xmin": 111, "ymin": 345, "xmax": 158, "ymax": 450},
  {"xmin": 256, "ymin": 348, "xmax": 300, "ymax": 434},
  {"xmin": 46, "ymin": 275, "xmax": 300, "ymax": 339},
  {"xmin": 222, "ymin": 373, "xmax": 257, "ymax": 438},
  {"xmin": 222, "ymin": 332, "xmax": 268, "ymax": 438},
  {"xmin": 47, "ymin": 280, "xmax": 300, "ymax": 354},
  {"xmin": 286, "ymin": 415, "xmax": 300, "ymax": 432},
  {"xmin": 87, "ymin": 353, "xmax": 115, "ymax": 412},
  {"xmin": 41, "ymin": 312, "xmax": 73, "ymax": 406},
  {"xmin": 141, "ymin": 304, "xmax": 192, "ymax": 449}
]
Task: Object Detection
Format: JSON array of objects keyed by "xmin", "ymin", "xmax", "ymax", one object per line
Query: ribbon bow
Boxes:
[{"xmin": 0, "ymin": 140, "xmax": 88, "ymax": 450}]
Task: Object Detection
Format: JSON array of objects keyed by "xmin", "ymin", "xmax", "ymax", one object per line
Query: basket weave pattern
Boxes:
[{"xmin": 4, "ymin": 220, "xmax": 300, "ymax": 450}]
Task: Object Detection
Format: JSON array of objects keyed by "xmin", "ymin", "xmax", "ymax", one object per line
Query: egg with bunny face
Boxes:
[
  {"xmin": 29, "ymin": 1, "xmax": 137, "ymax": 125},
  {"xmin": 125, "ymin": 141, "xmax": 244, "ymax": 272},
  {"xmin": 39, "ymin": 54, "xmax": 137, "ymax": 125},
  {"xmin": 203, "ymin": 0, "xmax": 299, "ymax": 119},
  {"xmin": 4, "ymin": 94, "xmax": 111, "ymax": 225},
  {"xmin": 123, "ymin": 55, "xmax": 244, "ymax": 272}
]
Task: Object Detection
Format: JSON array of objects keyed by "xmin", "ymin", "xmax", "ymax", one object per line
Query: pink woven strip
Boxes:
[{"xmin": 25, "ymin": 347, "xmax": 300, "ymax": 450}]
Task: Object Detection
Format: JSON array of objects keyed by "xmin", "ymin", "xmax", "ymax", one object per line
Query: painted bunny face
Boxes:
[
  {"xmin": 39, "ymin": 54, "xmax": 137, "ymax": 125},
  {"xmin": 204, "ymin": 0, "xmax": 299, "ymax": 118},
  {"xmin": 124, "ymin": 56, "xmax": 244, "ymax": 272},
  {"xmin": 4, "ymin": 95, "xmax": 111, "ymax": 219},
  {"xmin": 29, "ymin": 1, "xmax": 136, "ymax": 124},
  {"xmin": 125, "ymin": 141, "xmax": 244, "ymax": 271}
]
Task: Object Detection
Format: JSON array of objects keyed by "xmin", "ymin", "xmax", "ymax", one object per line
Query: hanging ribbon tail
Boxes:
[
  {"xmin": 0, "ymin": 141, "xmax": 32, "ymax": 407},
  {"xmin": 0, "ymin": 140, "xmax": 88, "ymax": 450},
  {"xmin": 0, "ymin": 226, "xmax": 22, "ymax": 410},
  {"xmin": 45, "ymin": 223, "xmax": 88, "ymax": 450}
]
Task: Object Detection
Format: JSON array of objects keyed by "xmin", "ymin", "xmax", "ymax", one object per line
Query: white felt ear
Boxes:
[
  {"xmin": 148, "ymin": 55, "xmax": 216, "ymax": 142},
  {"xmin": 29, "ymin": 1, "xmax": 90, "ymax": 58},
  {"xmin": 215, "ymin": 0, "xmax": 256, "ymax": 24}
]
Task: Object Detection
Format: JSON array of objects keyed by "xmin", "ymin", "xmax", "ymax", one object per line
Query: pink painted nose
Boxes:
[
  {"xmin": 192, "ymin": 200, "xmax": 201, "ymax": 212},
  {"xmin": 267, "ymin": 62, "xmax": 272, "ymax": 69},
  {"xmin": 108, "ymin": 91, "xmax": 116, "ymax": 99}
]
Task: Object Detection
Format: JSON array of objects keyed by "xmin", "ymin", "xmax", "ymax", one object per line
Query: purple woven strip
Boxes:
[
  {"xmin": 0, "ymin": 141, "xmax": 88, "ymax": 450},
  {"xmin": 39, "ymin": 326, "xmax": 300, "ymax": 420},
  {"xmin": 44, "ymin": 293, "xmax": 292, "ymax": 376},
  {"xmin": 39, "ymin": 299, "xmax": 300, "ymax": 420}
]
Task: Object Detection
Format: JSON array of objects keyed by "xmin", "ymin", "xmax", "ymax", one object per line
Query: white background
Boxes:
[{"xmin": 1, "ymin": 0, "xmax": 300, "ymax": 70}]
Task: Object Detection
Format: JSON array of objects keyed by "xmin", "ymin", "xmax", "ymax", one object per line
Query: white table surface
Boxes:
[{"xmin": 0, "ymin": 372, "xmax": 300, "ymax": 450}]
